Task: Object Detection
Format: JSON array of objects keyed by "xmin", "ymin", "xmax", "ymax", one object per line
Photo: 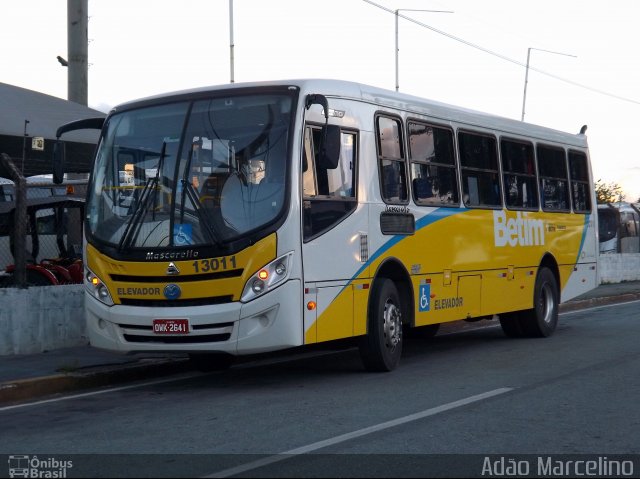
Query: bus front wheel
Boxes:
[{"xmin": 359, "ymin": 278, "xmax": 403, "ymax": 372}]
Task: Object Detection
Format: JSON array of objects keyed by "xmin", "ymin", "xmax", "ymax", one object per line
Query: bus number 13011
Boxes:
[{"xmin": 193, "ymin": 256, "xmax": 237, "ymax": 273}]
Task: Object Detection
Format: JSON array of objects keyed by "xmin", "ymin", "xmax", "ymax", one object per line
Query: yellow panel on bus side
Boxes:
[
  {"xmin": 352, "ymin": 279, "xmax": 370, "ymax": 337},
  {"xmin": 457, "ymin": 275, "xmax": 481, "ymax": 318},
  {"xmin": 413, "ymin": 275, "xmax": 464, "ymax": 326},
  {"xmin": 316, "ymin": 284, "xmax": 353, "ymax": 343},
  {"xmin": 481, "ymin": 267, "xmax": 536, "ymax": 316},
  {"xmin": 308, "ymin": 278, "xmax": 370, "ymax": 343}
]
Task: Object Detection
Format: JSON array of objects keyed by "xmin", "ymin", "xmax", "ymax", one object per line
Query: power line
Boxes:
[{"xmin": 363, "ymin": 0, "xmax": 640, "ymax": 106}]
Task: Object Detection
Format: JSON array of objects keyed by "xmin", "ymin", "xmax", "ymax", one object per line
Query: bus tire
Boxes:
[
  {"xmin": 519, "ymin": 267, "xmax": 559, "ymax": 337},
  {"xmin": 359, "ymin": 278, "xmax": 403, "ymax": 372},
  {"xmin": 499, "ymin": 312, "xmax": 526, "ymax": 338},
  {"xmin": 189, "ymin": 353, "xmax": 234, "ymax": 372}
]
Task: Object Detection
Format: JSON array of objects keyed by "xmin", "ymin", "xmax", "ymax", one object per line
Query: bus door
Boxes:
[{"xmin": 301, "ymin": 124, "xmax": 365, "ymax": 343}]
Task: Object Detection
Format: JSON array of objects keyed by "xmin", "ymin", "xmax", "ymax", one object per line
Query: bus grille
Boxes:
[
  {"xmin": 122, "ymin": 333, "xmax": 231, "ymax": 344},
  {"xmin": 119, "ymin": 296, "xmax": 234, "ymax": 307},
  {"xmin": 119, "ymin": 321, "xmax": 234, "ymax": 344},
  {"xmin": 110, "ymin": 269, "xmax": 243, "ymax": 283}
]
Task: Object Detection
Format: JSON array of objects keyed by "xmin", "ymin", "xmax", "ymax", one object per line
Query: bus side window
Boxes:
[
  {"xmin": 501, "ymin": 139, "xmax": 538, "ymax": 210},
  {"xmin": 458, "ymin": 131, "xmax": 501, "ymax": 207},
  {"xmin": 568, "ymin": 150, "xmax": 592, "ymax": 213},
  {"xmin": 302, "ymin": 126, "xmax": 358, "ymax": 241},
  {"xmin": 408, "ymin": 121, "xmax": 459, "ymax": 206},
  {"xmin": 537, "ymin": 145, "xmax": 570, "ymax": 211},
  {"xmin": 376, "ymin": 116, "xmax": 408, "ymax": 204}
]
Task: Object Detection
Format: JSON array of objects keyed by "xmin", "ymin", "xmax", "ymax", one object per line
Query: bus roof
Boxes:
[{"xmin": 111, "ymin": 79, "xmax": 589, "ymax": 149}]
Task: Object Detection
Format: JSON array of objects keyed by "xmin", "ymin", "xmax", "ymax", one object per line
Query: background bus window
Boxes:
[
  {"xmin": 568, "ymin": 150, "xmax": 592, "ymax": 213},
  {"xmin": 501, "ymin": 139, "xmax": 538, "ymax": 210},
  {"xmin": 537, "ymin": 145, "xmax": 570, "ymax": 211},
  {"xmin": 458, "ymin": 131, "xmax": 501, "ymax": 207},
  {"xmin": 376, "ymin": 116, "xmax": 407, "ymax": 203},
  {"xmin": 408, "ymin": 122, "xmax": 459, "ymax": 206},
  {"xmin": 303, "ymin": 127, "xmax": 357, "ymax": 240}
]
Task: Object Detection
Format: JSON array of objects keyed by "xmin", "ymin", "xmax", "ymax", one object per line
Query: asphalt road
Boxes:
[{"xmin": 1, "ymin": 301, "xmax": 639, "ymax": 478}]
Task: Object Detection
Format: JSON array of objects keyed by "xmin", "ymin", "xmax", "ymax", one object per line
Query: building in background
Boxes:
[{"xmin": 0, "ymin": 82, "xmax": 104, "ymax": 177}]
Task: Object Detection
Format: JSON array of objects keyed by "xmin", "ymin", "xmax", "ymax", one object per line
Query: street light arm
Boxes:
[
  {"xmin": 393, "ymin": 7, "xmax": 454, "ymax": 92},
  {"xmin": 521, "ymin": 47, "xmax": 577, "ymax": 121}
]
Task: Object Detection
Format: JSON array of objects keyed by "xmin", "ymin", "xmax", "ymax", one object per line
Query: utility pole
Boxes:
[
  {"xmin": 67, "ymin": 0, "xmax": 88, "ymax": 105},
  {"xmin": 229, "ymin": 0, "xmax": 235, "ymax": 83},
  {"xmin": 521, "ymin": 47, "xmax": 576, "ymax": 121},
  {"xmin": 395, "ymin": 8, "xmax": 453, "ymax": 92}
]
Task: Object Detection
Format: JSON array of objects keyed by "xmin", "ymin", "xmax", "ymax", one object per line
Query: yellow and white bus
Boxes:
[{"xmin": 83, "ymin": 80, "xmax": 598, "ymax": 371}]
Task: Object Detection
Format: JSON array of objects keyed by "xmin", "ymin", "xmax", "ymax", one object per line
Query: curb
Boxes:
[
  {"xmin": 559, "ymin": 292, "xmax": 640, "ymax": 313},
  {"xmin": 0, "ymin": 357, "xmax": 192, "ymax": 406}
]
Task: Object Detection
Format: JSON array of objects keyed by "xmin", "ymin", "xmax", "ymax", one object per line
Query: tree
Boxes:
[{"xmin": 595, "ymin": 179, "xmax": 624, "ymax": 204}]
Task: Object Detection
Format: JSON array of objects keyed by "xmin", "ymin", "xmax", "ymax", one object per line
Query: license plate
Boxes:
[{"xmin": 153, "ymin": 319, "xmax": 189, "ymax": 335}]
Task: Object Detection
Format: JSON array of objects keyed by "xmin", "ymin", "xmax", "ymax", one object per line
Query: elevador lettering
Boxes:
[{"xmin": 493, "ymin": 210, "xmax": 545, "ymax": 247}]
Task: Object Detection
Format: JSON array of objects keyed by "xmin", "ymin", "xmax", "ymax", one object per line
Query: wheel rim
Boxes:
[
  {"xmin": 539, "ymin": 282, "xmax": 555, "ymax": 324},
  {"xmin": 383, "ymin": 298, "xmax": 402, "ymax": 350}
]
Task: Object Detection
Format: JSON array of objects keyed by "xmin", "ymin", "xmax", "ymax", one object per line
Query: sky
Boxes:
[{"xmin": 3, "ymin": 0, "xmax": 640, "ymax": 202}]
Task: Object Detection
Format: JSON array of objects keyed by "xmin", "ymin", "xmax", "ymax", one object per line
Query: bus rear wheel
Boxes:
[
  {"xmin": 520, "ymin": 267, "xmax": 559, "ymax": 337},
  {"xmin": 359, "ymin": 278, "xmax": 403, "ymax": 372},
  {"xmin": 499, "ymin": 312, "xmax": 526, "ymax": 338},
  {"xmin": 500, "ymin": 267, "xmax": 559, "ymax": 338}
]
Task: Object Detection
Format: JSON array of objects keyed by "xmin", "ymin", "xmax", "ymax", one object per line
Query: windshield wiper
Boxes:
[
  {"xmin": 118, "ymin": 141, "xmax": 166, "ymax": 251},
  {"xmin": 178, "ymin": 145, "xmax": 220, "ymax": 246}
]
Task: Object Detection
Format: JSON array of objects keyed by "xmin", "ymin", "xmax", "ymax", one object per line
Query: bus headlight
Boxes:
[
  {"xmin": 84, "ymin": 268, "xmax": 114, "ymax": 306},
  {"xmin": 241, "ymin": 252, "xmax": 293, "ymax": 303}
]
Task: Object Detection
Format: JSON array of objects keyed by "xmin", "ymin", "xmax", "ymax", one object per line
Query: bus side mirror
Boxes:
[
  {"xmin": 53, "ymin": 140, "xmax": 65, "ymax": 184},
  {"xmin": 318, "ymin": 124, "xmax": 341, "ymax": 169}
]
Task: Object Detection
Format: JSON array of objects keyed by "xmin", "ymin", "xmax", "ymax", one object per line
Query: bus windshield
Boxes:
[{"xmin": 86, "ymin": 92, "xmax": 293, "ymax": 250}]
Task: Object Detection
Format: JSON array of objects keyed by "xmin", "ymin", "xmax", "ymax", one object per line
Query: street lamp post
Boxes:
[
  {"xmin": 521, "ymin": 47, "xmax": 576, "ymax": 121},
  {"xmin": 229, "ymin": 0, "xmax": 235, "ymax": 84},
  {"xmin": 395, "ymin": 8, "xmax": 453, "ymax": 92}
]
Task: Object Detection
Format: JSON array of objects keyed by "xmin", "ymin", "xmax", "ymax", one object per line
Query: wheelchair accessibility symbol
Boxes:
[
  {"xmin": 419, "ymin": 284, "xmax": 431, "ymax": 312},
  {"xmin": 173, "ymin": 224, "xmax": 193, "ymax": 246}
]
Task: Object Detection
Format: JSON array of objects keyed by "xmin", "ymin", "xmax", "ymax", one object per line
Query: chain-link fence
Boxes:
[{"xmin": 0, "ymin": 153, "xmax": 87, "ymax": 288}]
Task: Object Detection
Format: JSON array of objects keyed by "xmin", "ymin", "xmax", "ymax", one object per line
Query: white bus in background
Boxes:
[{"xmin": 598, "ymin": 202, "xmax": 640, "ymax": 254}]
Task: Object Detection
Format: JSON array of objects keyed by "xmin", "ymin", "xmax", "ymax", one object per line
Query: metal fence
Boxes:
[{"xmin": 0, "ymin": 152, "xmax": 87, "ymax": 288}]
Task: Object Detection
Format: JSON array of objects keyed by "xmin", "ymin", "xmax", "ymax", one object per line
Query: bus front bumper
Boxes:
[{"xmin": 85, "ymin": 279, "xmax": 302, "ymax": 355}]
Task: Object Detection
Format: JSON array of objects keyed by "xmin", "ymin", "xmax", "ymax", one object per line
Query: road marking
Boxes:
[
  {"xmin": 205, "ymin": 387, "xmax": 513, "ymax": 478},
  {"xmin": 0, "ymin": 372, "xmax": 204, "ymax": 412}
]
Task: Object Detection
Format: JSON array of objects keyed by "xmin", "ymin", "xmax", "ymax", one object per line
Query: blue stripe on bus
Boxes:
[
  {"xmin": 347, "ymin": 207, "xmax": 467, "ymax": 285},
  {"xmin": 576, "ymin": 213, "xmax": 590, "ymax": 264}
]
